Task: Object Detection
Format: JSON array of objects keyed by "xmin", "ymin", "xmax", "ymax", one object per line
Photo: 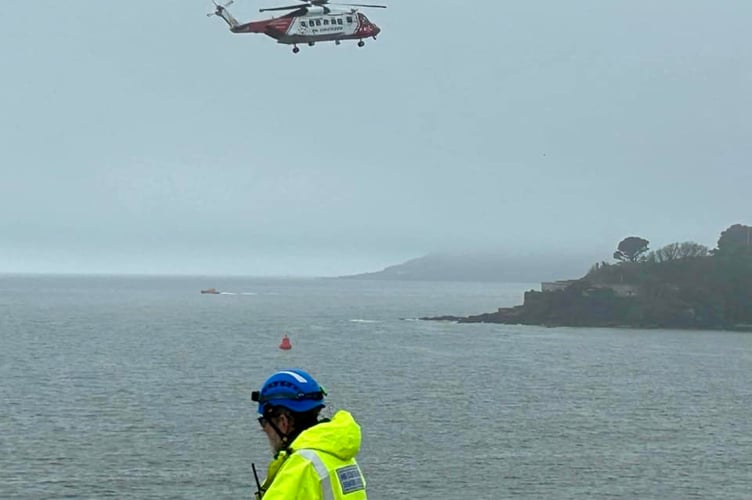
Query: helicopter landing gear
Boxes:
[
  {"xmin": 335, "ymin": 40, "xmax": 341, "ymax": 45},
  {"xmin": 357, "ymin": 40, "xmax": 365, "ymax": 47},
  {"xmin": 307, "ymin": 41, "xmax": 315, "ymax": 47},
  {"xmin": 292, "ymin": 45, "xmax": 300, "ymax": 54}
]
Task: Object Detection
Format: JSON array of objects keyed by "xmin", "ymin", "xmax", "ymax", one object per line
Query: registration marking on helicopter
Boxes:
[{"xmin": 312, "ymin": 27, "xmax": 344, "ymax": 34}]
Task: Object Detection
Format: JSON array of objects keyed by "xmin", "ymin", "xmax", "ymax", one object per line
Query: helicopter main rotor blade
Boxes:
[
  {"xmin": 329, "ymin": 2, "xmax": 387, "ymax": 7},
  {"xmin": 308, "ymin": 0, "xmax": 387, "ymax": 6},
  {"xmin": 259, "ymin": 4, "xmax": 306, "ymax": 11}
]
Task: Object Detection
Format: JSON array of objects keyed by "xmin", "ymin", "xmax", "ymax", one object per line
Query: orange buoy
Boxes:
[{"xmin": 279, "ymin": 334, "xmax": 292, "ymax": 350}]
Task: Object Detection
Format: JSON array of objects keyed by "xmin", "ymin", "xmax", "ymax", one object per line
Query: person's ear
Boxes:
[{"xmin": 277, "ymin": 413, "xmax": 290, "ymax": 433}]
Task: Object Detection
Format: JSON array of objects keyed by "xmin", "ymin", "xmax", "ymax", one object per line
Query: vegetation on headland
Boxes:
[{"xmin": 422, "ymin": 224, "xmax": 752, "ymax": 331}]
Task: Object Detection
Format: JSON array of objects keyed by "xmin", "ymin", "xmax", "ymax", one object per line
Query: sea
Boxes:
[{"xmin": 1, "ymin": 275, "xmax": 750, "ymax": 499}]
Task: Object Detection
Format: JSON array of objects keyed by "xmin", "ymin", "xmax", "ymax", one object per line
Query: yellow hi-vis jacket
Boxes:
[{"xmin": 258, "ymin": 410, "xmax": 367, "ymax": 500}]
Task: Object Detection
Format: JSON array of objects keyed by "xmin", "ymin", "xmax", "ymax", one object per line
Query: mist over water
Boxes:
[{"xmin": 1, "ymin": 276, "xmax": 750, "ymax": 499}]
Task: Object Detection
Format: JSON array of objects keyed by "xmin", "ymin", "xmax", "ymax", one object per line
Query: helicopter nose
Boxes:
[{"xmin": 371, "ymin": 24, "xmax": 381, "ymax": 37}]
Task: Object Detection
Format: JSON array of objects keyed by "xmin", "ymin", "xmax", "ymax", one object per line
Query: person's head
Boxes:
[{"xmin": 252, "ymin": 369, "xmax": 327, "ymax": 452}]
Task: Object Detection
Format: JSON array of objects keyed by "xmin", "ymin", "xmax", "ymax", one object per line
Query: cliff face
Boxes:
[
  {"xmin": 462, "ymin": 287, "xmax": 716, "ymax": 329},
  {"xmin": 422, "ymin": 255, "xmax": 752, "ymax": 331}
]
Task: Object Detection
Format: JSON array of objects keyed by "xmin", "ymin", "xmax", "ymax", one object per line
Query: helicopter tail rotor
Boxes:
[
  {"xmin": 206, "ymin": 0, "xmax": 234, "ymax": 18},
  {"xmin": 207, "ymin": 0, "xmax": 240, "ymax": 28}
]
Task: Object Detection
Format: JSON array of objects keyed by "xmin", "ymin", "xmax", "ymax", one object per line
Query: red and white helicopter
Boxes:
[{"xmin": 208, "ymin": 0, "xmax": 386, "ymax": 53}]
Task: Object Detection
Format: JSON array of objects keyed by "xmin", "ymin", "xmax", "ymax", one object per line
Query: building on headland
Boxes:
[
  {"xmin": 541, "ymin": 280, "xmax": 579, "ymax": 292},
  {"xmin": 541, "ymin": 280, "xmax": 640, "ymax": 297}
]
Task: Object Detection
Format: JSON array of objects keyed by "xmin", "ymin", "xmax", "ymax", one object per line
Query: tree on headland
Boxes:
[
  {"xmin": 677, "ymin": 241, "xmax": 710, "ymax": 258},
  {"xmin": 646, "ymin": 242, "xmax": 709, "ymax": 263},
  {"xmin": 613, "ymin": 236, "xmax": 650, "ymax": 263},
  {"xmin": 715, "ymin": 224, "xmax": 752, "ymax": 256}
]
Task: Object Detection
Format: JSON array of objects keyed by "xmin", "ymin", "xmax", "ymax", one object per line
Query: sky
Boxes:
[{"xmin": 1, "ymin": 0, "xmax": 750, "ymax": 276}]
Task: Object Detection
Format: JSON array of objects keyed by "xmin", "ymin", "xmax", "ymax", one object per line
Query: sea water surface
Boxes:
[{"xmin": 1, "ymin": 275, "xmax": 750, "ymax": 499}]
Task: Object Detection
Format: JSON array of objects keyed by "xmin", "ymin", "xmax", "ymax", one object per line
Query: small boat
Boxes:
[
  {"xmin": 201, "ymin": 288, "xmax": 220, "ymax": 294},
  {"xmin": 279, "ymin": 335, "xmax": 292, "ymax": 350}
]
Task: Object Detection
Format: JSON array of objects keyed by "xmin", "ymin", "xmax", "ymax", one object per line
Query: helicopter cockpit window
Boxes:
[{"xmin": 346, "ymin": 16, "xmax": 353, "ymax": 23}]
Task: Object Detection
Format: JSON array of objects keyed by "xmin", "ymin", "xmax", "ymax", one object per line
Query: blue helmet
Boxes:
[{"xmin": 252, "ymin": 369, "xmax": 327, "ymax": 415}]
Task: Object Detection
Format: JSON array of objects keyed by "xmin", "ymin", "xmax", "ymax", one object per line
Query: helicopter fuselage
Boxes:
[{"xmin": 231, "ymin": 8, "xmax": 380, "ymax": 46}]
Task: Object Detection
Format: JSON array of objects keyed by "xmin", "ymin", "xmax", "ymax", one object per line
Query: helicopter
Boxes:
[{"xmin": 208, "ymin": 0, "xmax": 386, "ymax": 53}]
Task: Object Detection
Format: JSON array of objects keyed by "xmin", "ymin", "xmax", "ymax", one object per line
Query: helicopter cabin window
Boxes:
[
  {"xmin": 315, "ymin": 19, "xmax": 321, "ymax": 26},
  {"xmin": 346, "ymin": 16, "xmax": 353, "ymax": 23},
  {"xmin": 301, "ymin": 20, "xmax": 307, "ymax": 27},
  {"xmin": 323, "ymin": 19, "xmax": 329, "ymax": 25},
  {"xmin": 337, "ymin": 18, "xmax": 343, "ymax": 25}
]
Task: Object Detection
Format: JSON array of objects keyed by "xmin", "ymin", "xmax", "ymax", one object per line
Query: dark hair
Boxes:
[{"xmin": 268, "ymin": 405, "xmax": 323, "ymax": 444}]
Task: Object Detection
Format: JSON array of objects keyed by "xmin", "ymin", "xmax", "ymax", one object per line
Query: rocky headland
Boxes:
[{"xmin": 422, "ymin": 226, "xmax": 752, "ymax": 331}]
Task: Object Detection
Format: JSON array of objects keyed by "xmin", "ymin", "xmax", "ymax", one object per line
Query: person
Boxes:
[{"xmin": 251, "ymin": 369, "xmax": 367, "ymax": 499}]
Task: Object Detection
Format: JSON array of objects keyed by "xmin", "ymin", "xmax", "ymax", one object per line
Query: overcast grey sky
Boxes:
[{"xmin": 1, "ymin": 0, "xmax": 749, "ymax": 276}]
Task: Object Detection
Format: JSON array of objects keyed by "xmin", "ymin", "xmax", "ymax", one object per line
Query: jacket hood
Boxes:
[{"xmin": 290, "ymin": 410, "xmax": 362, "ymax": 461}]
